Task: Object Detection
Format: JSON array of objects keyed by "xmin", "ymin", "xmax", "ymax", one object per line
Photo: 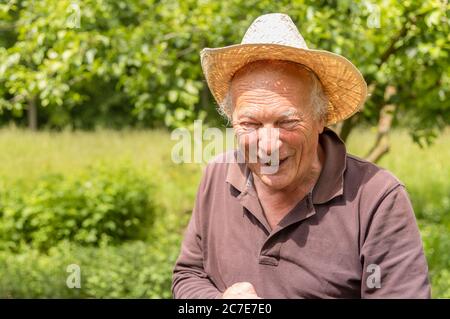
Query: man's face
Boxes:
[{"xmin": 231, "ymin": 61, "xmax": 325, "ymax": 191}]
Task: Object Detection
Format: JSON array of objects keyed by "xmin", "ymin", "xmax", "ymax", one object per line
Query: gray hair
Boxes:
[{"xmin": 218, "ymin": 60, "xmax": 329, "ymax": 122}]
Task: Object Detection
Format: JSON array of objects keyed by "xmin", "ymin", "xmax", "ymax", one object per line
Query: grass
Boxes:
[
  {"xmin": 0, "ymin": 126, "xmax": 201, "ymax": 216},
  {"xmin": 0, "ymin": 126, "xmax": 449, "ymax": 298}
]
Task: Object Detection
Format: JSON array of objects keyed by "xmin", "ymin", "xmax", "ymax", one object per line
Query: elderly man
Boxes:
[{"xmin": 172, "ymin": 13, "xmax": 430, "ymax": 298}]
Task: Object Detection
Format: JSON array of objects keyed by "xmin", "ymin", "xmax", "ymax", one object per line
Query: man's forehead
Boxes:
[
  {"xmin": 230, "ymin": 62, "xmax": 313, "ymax": 99},
  {"xmin": 233, "ymin": 66, "xmax": 310, "ymax": 88},
  {"xmin": 235, "ymin": 105, "xmax": 301, "ymax": 117}
]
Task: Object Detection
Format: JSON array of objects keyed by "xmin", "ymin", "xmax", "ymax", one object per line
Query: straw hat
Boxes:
[{"xmin": 200, "ymin": 13, "xmax": 368, "ymax": 125}]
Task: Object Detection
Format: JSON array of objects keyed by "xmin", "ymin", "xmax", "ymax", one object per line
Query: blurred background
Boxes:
[{"xmin": 0, "ymin": 0, "xmax": 449, "ymax": 298}]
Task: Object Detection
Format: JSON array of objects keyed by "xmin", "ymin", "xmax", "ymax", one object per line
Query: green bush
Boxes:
[
  {"xmin": 0, "ymin": 240, "xmax": 178, "ymax": 298},
  {"xmin": 0, "ymin": 129, "xmax": 449, "ymax": 298},
  {"xmin": 0, "ymin": 162, "xmax": 156, "ymax": 251},
  {"xmin": 421, "ymin": 222, "xmax": 450, "ymax": 298}
]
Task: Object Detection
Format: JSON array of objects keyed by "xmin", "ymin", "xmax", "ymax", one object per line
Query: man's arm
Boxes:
[
  {"xmin": 171, "ymin": 216, "xmax": 223, "ymax": 298},
  {"xmin": 171, "ymin": 169, "xmax": 222, "ymax": 299},
  {"xmin": 361, "ymin": 184, "xmax": 431, "ymax": 298}
]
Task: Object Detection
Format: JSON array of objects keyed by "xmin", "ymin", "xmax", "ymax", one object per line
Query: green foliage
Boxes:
[
  {"xmin": 0, "ymin": 1, "xmax": 448, "ymax": 139},
  {"xmin": 0, "ymin": 129, "xmax": 195, "ymax": 298},
  {"xmin": 420, "ymin": 222, "xmax": 450, "ymax": 298},
  {"xmin": 0, "ymin": 162, "xmax": 156, "ymax": 251},
  {"xmin": 0, "ymin": 128, "xmax": 449, "ymax": 298},
  {"xmin": 0, "ymin": 240, "xmax": 178, "ymax": 298}
]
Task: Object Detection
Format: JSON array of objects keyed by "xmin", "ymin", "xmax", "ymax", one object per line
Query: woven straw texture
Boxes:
[{"xmin": 200, "ymin": 13, "xmax": 368, "ymax": 125}]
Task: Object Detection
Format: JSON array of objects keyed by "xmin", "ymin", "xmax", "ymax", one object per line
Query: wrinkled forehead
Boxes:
[
  {"xmin": 236, "ymin": 106, "xmax": 301, "ymax": 119},
  {"xmin": 230, "ymin": 61, "xmax": 314, "ymax": 117},
  {"xmin": 230, "ymin": 60, "xmax": 313, "ymax": 91}
]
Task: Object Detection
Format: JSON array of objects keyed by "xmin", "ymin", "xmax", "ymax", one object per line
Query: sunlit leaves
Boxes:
[{"xmin": 0, "ymin": 0, "xmax": 448, "ymax": 136}]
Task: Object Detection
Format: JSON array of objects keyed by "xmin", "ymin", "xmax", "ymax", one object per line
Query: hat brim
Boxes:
[{"xmin": 200, "ymin": 43, "xmax": 368, "ymax": 125}]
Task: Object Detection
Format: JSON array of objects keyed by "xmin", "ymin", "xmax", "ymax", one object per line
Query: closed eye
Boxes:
[
  {"xmin": 278, "ymin": 119, "xmax": 300, "ymax": 126},
  {"xmin": 279, "ymin": 120, "xmax": 297, "ymax": 124},
  {"xmin": 240, "ymin": 122, "xmax": 260, "ymax": 127}
]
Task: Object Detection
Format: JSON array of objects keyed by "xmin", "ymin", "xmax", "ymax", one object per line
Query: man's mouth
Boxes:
[{"xmin": 262, "ymin": 157, "xmax": 289, "ymax": 167}]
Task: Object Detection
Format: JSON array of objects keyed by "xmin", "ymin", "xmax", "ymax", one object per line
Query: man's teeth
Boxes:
[{"xmin": 263, "ymin": 158, "xmax": 286, "ymax": 166}]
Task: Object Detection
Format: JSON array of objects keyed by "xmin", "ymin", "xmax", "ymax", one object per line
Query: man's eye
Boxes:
[
  {"xmin": 241, "ymin": 122, "xmax": 259, "ymax": 127},
  {"xmin": 279, "ymin": 119, "xmax": 299, "ymax": 126}
]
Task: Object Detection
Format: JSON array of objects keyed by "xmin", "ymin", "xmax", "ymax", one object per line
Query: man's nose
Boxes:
[{"xmin": 257, "ymin": 127, "xmax": 281, "ymax": 158}]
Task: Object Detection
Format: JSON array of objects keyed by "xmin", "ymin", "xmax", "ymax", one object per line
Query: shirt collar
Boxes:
[
  {"xmin": 225, "ymin": 127, "xmax": 347, "ymax": 204},
  {"xmin": 312, "ymin": 127, "xmax": 347, "ymax": 204},
  {"xmin": 225, "ymin": 151, "xmax": 251, "ymax": 194}
]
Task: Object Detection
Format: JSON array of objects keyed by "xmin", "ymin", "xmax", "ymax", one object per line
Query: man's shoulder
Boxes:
[
  {"xmin": 345, "ymin": 153, "xmax": 405, "ymax": 198},
  {"xmin": 201, "ymin": 150, "xmax": 238, "ymax": 182},
  {"xmin": 208, "ymin": 149, "xmax": 239, "ymax": 165}
]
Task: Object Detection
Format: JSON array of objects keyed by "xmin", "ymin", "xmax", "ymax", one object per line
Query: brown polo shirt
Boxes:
[{"xmin": 172, "ymin": 128, "xmax": 431, "ymax": 298}]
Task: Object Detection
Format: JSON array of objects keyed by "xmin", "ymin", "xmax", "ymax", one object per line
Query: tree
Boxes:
[{"xmin": 0, "ymin": 0, "xmax": 448, "ymax": 161}]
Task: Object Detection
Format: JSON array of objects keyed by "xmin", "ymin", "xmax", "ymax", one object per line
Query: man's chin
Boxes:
[{"xmin": 258, "ymin": 174, "xmax": 291, "ymax": 191}]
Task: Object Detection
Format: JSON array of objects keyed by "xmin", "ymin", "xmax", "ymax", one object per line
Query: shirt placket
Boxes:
[{"xmin": 238, "ymin": 173, "xmax": 317, "ymax": 266}]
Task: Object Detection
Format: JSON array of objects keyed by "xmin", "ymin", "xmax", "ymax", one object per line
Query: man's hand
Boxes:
[{"xmin": 222, "ymin": 282, "xmax": 261, "ymax": 299}]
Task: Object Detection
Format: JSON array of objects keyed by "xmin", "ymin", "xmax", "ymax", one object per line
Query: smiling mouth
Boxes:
[{"xmin": 263, "ymin": 157, "xmax": 289, "ymax": 167}]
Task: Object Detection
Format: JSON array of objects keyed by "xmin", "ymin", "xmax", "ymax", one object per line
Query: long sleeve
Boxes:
[
  {"xmin": 171, "ymin": 169, "xmax": 222, "ymax": 299},
  {"xmin": 360, "ymin": 184, "xmax": 431, "ymax": 298}
]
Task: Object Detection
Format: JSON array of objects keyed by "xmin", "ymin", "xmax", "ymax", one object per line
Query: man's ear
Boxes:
[{"xmin": 317, "ymin": 117, "xmax": 326, "ymax": 134}]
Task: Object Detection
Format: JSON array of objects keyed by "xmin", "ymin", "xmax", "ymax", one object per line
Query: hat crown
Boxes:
[{"xmin": 241, "ymin": 13, "xmax": 308, "ymax": 49}]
